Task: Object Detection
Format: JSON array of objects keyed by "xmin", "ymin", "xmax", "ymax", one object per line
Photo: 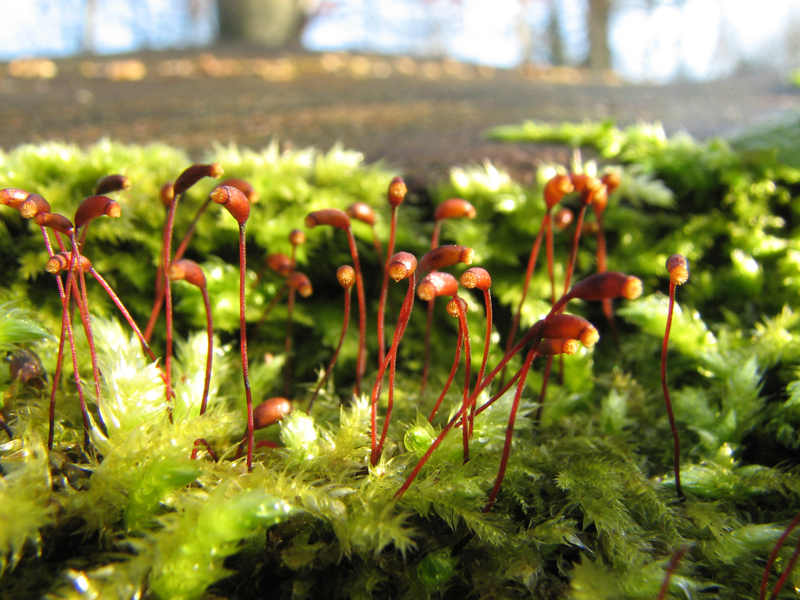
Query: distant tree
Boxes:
[
  {"xmin": 587, "ymin": 0, "xmax": 612, "ymax": 70},
  {"xmin": 218, "ymin": 0, "xmax": 319, "ymax": 49}
]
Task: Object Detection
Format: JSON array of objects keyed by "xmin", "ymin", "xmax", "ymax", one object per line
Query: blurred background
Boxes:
[
  {"xmin": 2, "ymin": 0, "xmax": 799, "ymax": 183},
  {"xmin": 1, "ymin": 0, "xmax": 799, "ymax": 84}
]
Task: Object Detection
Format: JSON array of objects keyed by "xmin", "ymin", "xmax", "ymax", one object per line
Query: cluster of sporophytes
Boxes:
[{"xmin": 1, "ymin": 121, "xmax": 800, "ymax": 599}]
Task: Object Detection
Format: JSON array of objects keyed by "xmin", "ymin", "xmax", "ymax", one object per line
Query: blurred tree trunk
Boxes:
[
  {"xmin": 587, "ymin": 0, "xmax": 612, "ymax": 71},
  {"xmin": 83, "ymin": 0, "xmax": 97, "ymax": 53},
  {"xmin": 547, "ymin": 0, "xmax": 564, "ymax": 65},
  {"xmin": 217, "ymin": 0, "xmax": 311, "ymax": 49}
]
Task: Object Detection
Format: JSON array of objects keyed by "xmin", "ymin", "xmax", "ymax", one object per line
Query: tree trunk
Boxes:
[
  {"xmin": 587, "ymin": 0, "xmax": 612, "ymax": 71},
  {"xmin": 217, "ymin": 0, "xmax": 308, "ymax": 49}
]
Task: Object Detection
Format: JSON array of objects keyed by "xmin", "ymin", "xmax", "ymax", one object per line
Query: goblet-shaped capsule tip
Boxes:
[
  {"xmin": 434, "ymin": 198, "xmax": 476, "ymax": 221},
  {"xmin": 346, "ymin": 202, "xmax": 376, "ymax": 226},
  {"xmin": 160, "ymin": 182, "xmax": 175, "ymax": 207},
  {"xmin": 305, "ymin": 208, "xmax": 350, "ymax": 230},
  {"xmin": 266, "ymin": 253, "xmax": 293, "ymax": 277},
  {"xmin": 622, "ymin": 275, "xmax": 643, "ymax": 300},
  {"xmin": 388, "ymin": 176, "xmax": 407, "ymax": 208},
  {"xmin": 446, "ymin": 296, "xmax": 467, "ymax": 317},
  {"xmin": 336, "ymin": 265, "xmax": 356, "ymax": 289},
  {"xmin": 211, "ymin": 185, "xmax": 250, "ymax": 224},
  {"xmin": 388, "ymin": 252, "xmax": 417, "ymax": 282},
  {"xmin": 289, "ymin": 228, "xmax": 306, "ymax": 246},
  {"xmin": 0, "ymin": 188, "xmax": 29, "ymax": 208},
  {"xmin": 667, "ymin": 254, "xmax": 689, "ymax": 285},
  {"xmin": 544, "ymin": 173, "xmax": 574, "ymax": 209},
  {"xmin": 74, "ymin": 195, "xmax": 120, "ymax": 227},
  {"xmin": 35, "ymin": 212, "xmax": 74, "ymax": 237},
  {"xmin": 460, "ymin": 267, "xmax": 491, "ymax": 291},
  {"xmin": 417, "ymin": 271, "xmax": 458, "ymax": 302},
  {"xmin": 174, "ymin": 163, "xmax": 224, "ymax": 196},
  {"xmin": 579, "ymin": 325, "xmax": 599, "ymax": 347},
  {"xmin": 287, "ymin": 272, "xmax": 313, "ymax": 297},
  {"xmin": 95, "ymin": 174, "xmax": 131, "ymax": 195},
  {"xmin": 253, "ymin": 397, "xmax": 293, "ymax": 430},
  {"xmin": 20, "ymin": 194, "xmax": 51, "ymax": 219},
  {"xmin": 168, "ymin": 258, "xmax": 207, "ymax": 288}
]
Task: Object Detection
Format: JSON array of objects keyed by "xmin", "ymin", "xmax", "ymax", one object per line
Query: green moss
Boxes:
[{"xmin": 1, "ymin": 123, "xmax": 800, "ymax": 599}]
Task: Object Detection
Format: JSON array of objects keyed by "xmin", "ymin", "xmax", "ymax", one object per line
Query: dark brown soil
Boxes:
[{"xmin": 2, "ymin": 44, "xmax": 799, "ymax": 185}]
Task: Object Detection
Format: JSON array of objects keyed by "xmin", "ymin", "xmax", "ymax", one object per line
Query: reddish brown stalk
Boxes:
[
  {"xmin": 42, "ymin": 199, "xmax": 118, "ymax": 430},
  {"xmin": 460, "ymin": 267, "xmax": 492, "ymax": 390},
  {"xmin": 169, "ymin": 259, "xmax": 213, "ymax": 415},
  {"xmin": 563, "ymin": 177, "xmax": 605, "ymax": 295},
  {"xmin": 447, "ymin": 297, "xmax": 473, "ymax": 463},
  {"xmin": 372, "ymin": 251, "xmax": 417, "ymax": 465},
  {"xmin": 396, "ymin": 313, "xmax": 597, "ymax": 504},
  {"xmin": 483, "ymin": 339, "xmax": 542, "ymax": 513},
  {"xmin": 73, "ymin": 244, "xmax": 104, "ymax": 420},
  {"xmin": 395, "ymin": 318, "xmax": 546, "ymax": 501},
  {"xmin": 284, "ymin": 271, "xmax": 313, "ymax": 397},
  {"xmin": 378, "ymin": 177, "xmax": 407, "ymax": 364},
  {"xmin": 662, "ymin": 254, "xmax": 689, "ymax": 502},
  {"xmin": 469, "ymin": 338, "xmax": 579, "ymax": 423},
  {"xmin": 47, "ymin": 252, "xmax": 157, "ymax": 364},
  {"xmin": 173, "ymin": 198, "xmax": 212, "ymax": 264},
  {"xmin": 483, "ymin": 313, "xmax": 600, "ymax": 512},
  {"xmin": 147, "ymin": 180, "xmax": 238, "ymax": 343},
  {"xmin": 760, "ymin": 510, "xmax": 800, "ymax": 600},
  {"xmin": 191, "ymin": 439, "xmax": 218, "ymax": 461},
  {"xmin": 502, "ymin": 216, "xmax": 547, "ymax": 384},
  {"xmin": 502, "ymin": 173, "xmax": 574, "ymax": 385},
  {"xmin": 210, "ymin": 184, "xmax": 256, "ymax": 471},
  {"xmin": 307, "ymin": 265, "xmax": 354, "ymax": 412},
  {"xmin": 30, "ymin": 220, "xmax": 89, "ymax": 451},
  {"xmin": 378, "ymin": 247, "xmax": 473, "ymax": 455},
  {"xmin": 595, "ymin": 172, "xmax": 619, "ymax": 332},
  {"xmin": 155, "ymin": 164, "xmax": 223, "ymax": 374},
  {"xmin": 44, "ymin": 245, "xmax": 93, "ymax": 449},
  {"xmin": 422, "ymin": 200, "xmax": 476, "ymax": 394},
  {"xmin": 161, "ymin": 191, "xmax": 181, "ymax": 409},
  {"xmin": 306, "ymin": 209, "xmax": 367, "ymax": 395},
  {"xmin": 656, "ymin": 547, "xmax": 688, "ymax": 600},
  {"xmin": 768, "ymin": 535, "xmax": 800, "ymax": 600},
  {"xmin": 36, "ymin": 205, "xmax": 107, "ymax": 441},
  {"xmin": 143, "ymin": 182, "xmax": 176, "ymax": 342},
  {"xmin": 423, "ymin": 277, "xmax": 463, "ymax": 423}
]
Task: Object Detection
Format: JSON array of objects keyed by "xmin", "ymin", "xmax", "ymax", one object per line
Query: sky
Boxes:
[{"xmin": 0, "ymin": 0, "xmax": 797, "ymax": 83}]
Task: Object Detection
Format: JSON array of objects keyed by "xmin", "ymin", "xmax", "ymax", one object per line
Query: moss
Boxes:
[{"xmin": 0, "ymin": 124, "xmax": 800, "ymax": 598}]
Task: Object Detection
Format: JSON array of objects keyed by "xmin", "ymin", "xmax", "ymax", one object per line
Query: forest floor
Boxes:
[{"xmin": 2, "ymin": 44, "xmax": 799, "ymax": 188}]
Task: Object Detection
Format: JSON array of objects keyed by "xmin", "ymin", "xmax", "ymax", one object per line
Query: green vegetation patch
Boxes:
[{"xmin": 1, "ymin": 121, "xmax": 800, "ymax": 599}]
